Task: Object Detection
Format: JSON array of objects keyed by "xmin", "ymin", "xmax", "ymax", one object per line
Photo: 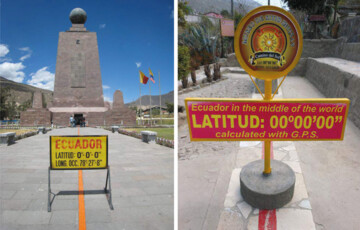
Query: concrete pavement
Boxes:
[
  {"xmin": 282, "ymin": 76, "xmax": 360, "ymax": 230},
  {"xmin": 1, "ymin": 127, "xmax": 173, "ymax": 230},
  {"xmin": 178, "ymin": 73, "xmax": 360, "ymax": 230}
]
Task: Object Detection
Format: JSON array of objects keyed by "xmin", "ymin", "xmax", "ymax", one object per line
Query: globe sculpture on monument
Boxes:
[{"xmin": 48, "ymin": 8, "xmax": 135, "ymax": 126}]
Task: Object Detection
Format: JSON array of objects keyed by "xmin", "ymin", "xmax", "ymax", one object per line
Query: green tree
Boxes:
[
  {"xmin": 0, "ymin": 87, "xmax": 10, "ymax": 120},
  {"xmin": 178, "ymin": 1, "xmax": 192, "ymax": 28},
  {"xmin": 178, "ymin": 45, "xmax": 190, "ymax": 88},
  {"xmin": 166, "ymin": 102, "xmax": 174, "ymax": 114},
  {"xmin": 18, "ymin": 99, "xmax": 32, "ymax": 112},
  {"xmin": 6, "ymin": 99, "xmax": 18, "ymax": 120},
  {"xmin": 283, "ymin": 0, "xmax": 327, "ymax": 14},
  {"xmin": 234, "ymin": 11, "xmax": 243, "ymax": 29},
  {"xmin": 221, "ymin": 10, "xmax": 231, "ymax": 18},
  {"xmin": 151, "ymin": 108, "xmax": 160, "ymax": 116},
  {"xmin": 179, "ymin": 17, "xmax": 220, "ymax": 65}
]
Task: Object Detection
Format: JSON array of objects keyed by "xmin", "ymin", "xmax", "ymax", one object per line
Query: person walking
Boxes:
[{"xmin": 70, "ymin": 116, "xmax": 74, "ymax": 127}]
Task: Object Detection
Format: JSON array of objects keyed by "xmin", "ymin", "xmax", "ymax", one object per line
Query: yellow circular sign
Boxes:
[{"xmin": 234, "ymin": 6, "xmax": 303, "ymax": 80}]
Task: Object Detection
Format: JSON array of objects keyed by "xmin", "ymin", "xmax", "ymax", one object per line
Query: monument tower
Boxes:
[
  {"xmin": 50, "ymin": 8, "xmax": 107, "ymax": 126},
  {"xmin": 21, "ymin": 8, "xmax": 135, "ymax": 126}
]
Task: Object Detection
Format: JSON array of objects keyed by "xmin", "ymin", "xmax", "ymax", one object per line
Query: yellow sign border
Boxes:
[
  {"xmin": 185, "ymin": 98, "xmax": 350, "ymax": 142},
  {"xmin": 234, "ymin": 6, "xmax": 303, "ymax": 80},
  {"xmin": 50, "ymin": 135, "xmax": 108, "ymax": 170}
]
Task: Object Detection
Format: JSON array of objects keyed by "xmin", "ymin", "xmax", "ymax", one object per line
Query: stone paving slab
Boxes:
[
  {"xmin": 178, "ymin": 73, "xmax": 253, "ymax": 230},
  {"xmin": 282, "ymin": 76, "xmax": 360, "ymax": 230},
  {"xmin": 217, "ymin": 76, "xmax": 316, "ymax": 229},
  {"xmin": 1, "ymin": 127, "xmax": 173, "ymax": 229},
  {"xmin": 218, "ymin": 140, "xmax": 316, "ymax": 230}
]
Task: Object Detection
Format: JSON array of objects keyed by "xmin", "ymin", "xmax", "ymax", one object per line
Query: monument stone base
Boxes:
[
  {"xmin": 105, "ymin": 110, "xmax": 136, "ymax": 126},
  {"xmin": 52, "ymin": 112, "xmax": 106, "ymax": 127},
  {"xmin": 20, "ymin": 109, "xmax": 51, "ymax": 126},
  {"xmin": 240, "ymin": 159, "xmax": 295, "ymax": 209}
]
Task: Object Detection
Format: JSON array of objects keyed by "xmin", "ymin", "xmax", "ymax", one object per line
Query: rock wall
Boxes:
[
  {"xmin": 20, "ymin": 91, "xmax": 51, "ymax": 126},
  {"xmin": 105, "ymin": 90, "xmax": 136, "ymax": 126},
  {"xmin": 305, "ymin": 58, "xmax": 360, "ymax": 129},
  {"xmin": 301, "ymin": 38, "xmax": 360, "ymax": 62},
  {"xmin": 20, "ymin": 109, "xmax": 51, "ymax": 126},
  {"xmin": 338, "ymin": 16, "xmax": 360, "ymax": 42}
]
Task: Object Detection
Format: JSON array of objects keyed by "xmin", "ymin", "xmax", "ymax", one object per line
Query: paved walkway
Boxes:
[
  {"xmin": 178, "ymin": 73, "xmax": 360, "ymax": 230},
  {"xmin": 1, "ymin": 127, "xmax": 173, "ymax": 230},
  {"xmin": 178, "ymin": 73, "xmax": 253, "ymax": 229},
  {"xmin": 282, "ymin": 77, "xmax": 360, "ymax": 230}
]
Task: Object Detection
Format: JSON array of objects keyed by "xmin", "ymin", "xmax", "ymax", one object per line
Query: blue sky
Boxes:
[{"xmin": 0, "ymin": 0, "xmax": 174, "ymax": 103}]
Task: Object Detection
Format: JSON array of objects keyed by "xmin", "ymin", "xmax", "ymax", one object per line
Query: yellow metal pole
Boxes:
[{"xmin": 264, "ymin": 80, "xmax": 272, "ymax": 175}]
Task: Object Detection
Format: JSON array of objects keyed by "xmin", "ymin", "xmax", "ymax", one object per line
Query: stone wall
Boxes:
[
  {"xmin": 335, "ymin": 42, "xmax": 360, "ymax": 62},
  {"xmin": 288, "ymin": 58, "xmax": 307, "ymax": 76},
  {"xmin": 338, "ymin": 16, "xmax": 360, "ymax": 42},
  {"xmin": 305, "ymin": 58, "xmax": 360, "ymax": 129},
  {"xmin": 104, "ymin": 90, "xmax": 136, "ymax": 126},
  {"xmin": 301, "ymin": 39, "xmax": 340, "ymax": 58},
  {"xmin": 20, "ymin": 91, "xmax": 51, "ymax": 126},
  {"xmin": 20, "ymin": 109, "xmax": 51, "ymax": 126},
  {"xmin": 301, "ymin": 38, "xmax": 360, "ymax": 62}
]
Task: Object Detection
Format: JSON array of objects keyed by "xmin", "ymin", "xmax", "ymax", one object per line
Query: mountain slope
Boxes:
[
  {"xmin": 186, "ymin": 0, "xmax": 261, "ymax": 15},
  {"xmin": 0, "ymin": 76, "xmax": 53, "ymax": 106},
  {"xmin": 126, "ymin": 91, "xmax": 174, "ymax": 107}
]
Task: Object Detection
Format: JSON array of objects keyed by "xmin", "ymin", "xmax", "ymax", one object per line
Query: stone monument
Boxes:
[
  {"xmin": 105, "ymin": 90, "xmax": 136, "ymax": 126},
  {"xmin": 20, "ymin": 91, "xmax": 51, "ymax": 126},
  {"xmin": 20, "ymin": 8, "xmax": 136, "ymax": 127},
  {"xmin": 49, "ymin": 8, "xmax": 107, "ymax": 126}
]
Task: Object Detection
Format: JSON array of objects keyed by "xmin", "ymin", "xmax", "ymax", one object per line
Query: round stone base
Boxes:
[{"xmin": 240, "ymin": 160, "xmax": 295, "ymax": 209}]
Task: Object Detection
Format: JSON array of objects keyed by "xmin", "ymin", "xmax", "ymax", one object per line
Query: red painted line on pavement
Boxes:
[
  {"xmin": 259, "ymin": 141, "xmax": 276, "ymax": 230},
  {"xmin": 259, "ymin": 209, "xmax": 277, "ymax": 230}
]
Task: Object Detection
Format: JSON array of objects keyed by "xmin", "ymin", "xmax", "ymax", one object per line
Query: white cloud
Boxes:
[
  {"xmin": 19, "ymin": 47, "xmax": 32, "ymax": 61},
  {"xmin": 27, "ymin": 67, "xmax": 55, "ymax": 90},
  {"xmin": 0, "ymin": 62, "xmax": 25, "ymax": 82},
  {"xmin": 0, "ymin": 44, "xmax": 10, "ymax": 58},
  {"xmin": 99, "ymin": 24, "xmax": 106, "ymax": 29},
  {"xmin": 135, "ymin": 62, "xmax": 141, "ymax": 68},
  {"xmin": 104, "ymin": 96, "xmax": 113, "ymax": 102},
  {"xmin": 20, "ymin": 54, "xmax": 31, "ymax": 61},
  {"xmin": 19, "ymin": 47, "xmax": 30, "ymax": 52},
  {"xmin": 103, "ymin": 85, "xmax": 110, "ymax": 89}
]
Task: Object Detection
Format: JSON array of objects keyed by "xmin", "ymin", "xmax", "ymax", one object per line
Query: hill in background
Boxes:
[
  {"xmin": 1, "ymin": 76, "xmax": 173, "ymax": 110},
  {"xmin": 0, "ymin": 76, "xmax": 53, "ymax": 107},
  {"xmin": 126, "ymin": 91, "xmax": 174, "ymax": 108},
  {"xmin": 186, "ymin": 0, "xmax": 261, "ymax": 15}
]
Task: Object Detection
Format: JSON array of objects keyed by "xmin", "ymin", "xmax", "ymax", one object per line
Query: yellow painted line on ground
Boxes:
[{"xmin": 77, "ymin": 127, "xmax": 86, "ymax": 230}]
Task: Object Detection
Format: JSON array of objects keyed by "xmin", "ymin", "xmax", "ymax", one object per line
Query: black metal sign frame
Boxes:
[{"xmin": 47, "ymin": 135, "xmax": 113, "ymax": 212}]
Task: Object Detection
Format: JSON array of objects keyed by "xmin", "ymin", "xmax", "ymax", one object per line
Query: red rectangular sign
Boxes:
[
  {"xmin": 221, "ymin": 19, "xmax": 234, "ymax": 37},
  {"xmin": 185, "ymin": 98, "xmax": 350, "ymax": 141}
]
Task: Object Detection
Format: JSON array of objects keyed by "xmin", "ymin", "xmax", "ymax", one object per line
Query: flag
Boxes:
[
  {"xmin": 139, "ymin": 71, "xmax": 149, "ymax": 84},
  {"xmin": 149, "ymin": 68, "xmax": 155, "ymax": 83}
]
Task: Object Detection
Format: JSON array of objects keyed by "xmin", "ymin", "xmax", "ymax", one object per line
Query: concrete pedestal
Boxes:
[
  {"xmin": 140, "ymin": 131, "xmax": 157, "ymax": 143},
  {"xmin": 240, "ymin": 159, "xmax": 295, "ymax": 209}
]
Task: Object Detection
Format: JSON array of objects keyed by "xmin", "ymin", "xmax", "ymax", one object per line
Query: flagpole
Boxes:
[
  {"xmin": 149, "ymin": 79, "xmax": 152, "ymax": 126},
  {"xmin": 159, "ymin": 71, "xmax": 162, "ymax": 125},
  {"xmin": 139, "ymin": 80, "xmax": 142, "ymax": 126}
]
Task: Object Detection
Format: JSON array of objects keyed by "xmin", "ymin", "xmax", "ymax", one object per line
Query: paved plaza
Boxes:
[{"xmin": 1, "ymin": 127, "xmax": 173, "ymax": 230}]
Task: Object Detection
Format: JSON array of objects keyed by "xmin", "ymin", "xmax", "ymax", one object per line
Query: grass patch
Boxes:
[
  {"xmin": 0, "ymin": 129, "xmax": 36, "ymax": 136},
  {"xmin": 124, "ymin": 128, "xmax": 174, "ymax": 140}
]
